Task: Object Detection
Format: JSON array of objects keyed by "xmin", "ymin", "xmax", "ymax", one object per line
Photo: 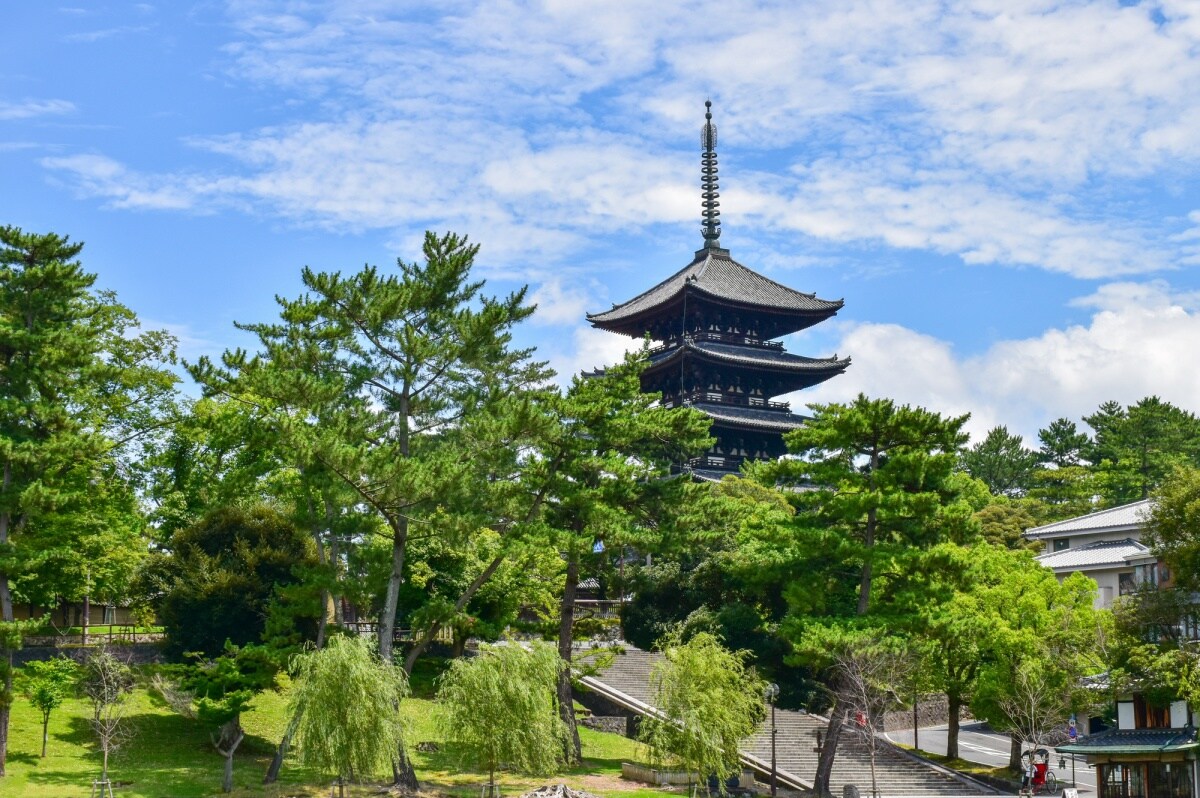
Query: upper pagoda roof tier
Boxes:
[
  {"xmin": 646, "ymin": 338, "xmax": 850, "ymax": 378},
  {"xmin": 587, "ymin": 247, "xmax": 843, "ymax": 339}
]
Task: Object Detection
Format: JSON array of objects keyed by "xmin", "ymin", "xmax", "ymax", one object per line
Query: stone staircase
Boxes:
[{"xmin": 582, "ymin": 645, "xmax": 999, "ymax": 797}]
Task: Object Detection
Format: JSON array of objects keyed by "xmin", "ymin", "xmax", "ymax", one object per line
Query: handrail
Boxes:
[
  {"xmin": 576, "ymin": 673, "xmax": 811, "ymax": 791},
  {"xmin": 647, "ymin": 331, "xmax": 784, "ymax": 357}
]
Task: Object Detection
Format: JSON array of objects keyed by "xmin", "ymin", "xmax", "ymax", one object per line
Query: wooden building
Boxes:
[{"xmin": 1059, "ymin": 694, "xmax": 1198, "ymax": 798}]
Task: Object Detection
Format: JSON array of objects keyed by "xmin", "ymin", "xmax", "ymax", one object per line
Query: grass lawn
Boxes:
[
  {"xmin": 0, "ymin": 663, "xmax": 671, "ymax": 798},
  {"xmin": 902, "ymin": 747, "xmax": 1018, "ymax": 788}
]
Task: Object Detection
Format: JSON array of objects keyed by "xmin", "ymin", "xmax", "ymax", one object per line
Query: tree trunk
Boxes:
[
  {"xmin": 1009, "ymin": 732, "xmax": 1022, "ymax": 770},
  {"xmin": 41, "ymin": 713, "xmax": 48, "ymax": 758},
  {"xmin": 216, "ymin": 720, "xmax": 245, "ymax": 793},
  {"xmin": 331, "ymin": 536, "xmax": 344, "ymax": 627},
  {"xmin": 556, "ymin": 546, "xmax": 582, "ymax": 765},
  {"xmin": 402, "ymin": 553, "xmax": 505, "ymax": 675},
  {"xmin": 857, "ymin": 450, "xmax": 880, "ymax": 616},
  {"xmin": 82, "ymin": 591, "xmax": 90, "ymax": 644},
  {"xmin": 946, "ymin": 691, "xmax": 962, "ymax": 760},
  {"xmin": 0, "ymin": 463, "xmax": 15, "ymax": 778},
  {"xmin": 0, "ymin": 506, "xmax": 13, "ymax": 778},
  {"xmin": 869, "ymin": 737, "xmax": 878, "ymax": 798},
  {"xmin": 379, "ymin": 517, "xmax": 408, "ymax": 662},
  {"xmin": 392, "ymin": 747, "xmax": 419, "ymax": 792},
  {"xmin": 263, "ymin": 713, "xmax": 299, "ymax": 784},
  {"xmin": 814, "ymin": 704, "xmax": 845, "ymax": 798}
]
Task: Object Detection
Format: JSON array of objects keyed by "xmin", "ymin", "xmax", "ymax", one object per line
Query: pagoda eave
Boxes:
[
  {"xmin": 587, "ymin": 293, "xmax": 842, "ymax": 339},
  {"xmin": 691, "ymin": 402, "xmax": 808, "ymax": 433}
]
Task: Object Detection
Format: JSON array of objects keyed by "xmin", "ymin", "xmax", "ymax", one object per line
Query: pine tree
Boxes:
[{"xmin": 0, "ymin": 227, "xmax": 177, "ymax": 775}]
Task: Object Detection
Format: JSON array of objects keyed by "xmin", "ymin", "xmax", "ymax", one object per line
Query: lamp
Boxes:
[{"xmin": 764, "ymin": 684, "xmax": 780, "ymax": 797}]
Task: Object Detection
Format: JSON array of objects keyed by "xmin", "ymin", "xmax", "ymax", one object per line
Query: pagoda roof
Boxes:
[
  {"xmin": 587, "ymin": 248, "xmax": 843, "ymax": 336},
  {"xmin": 691, "ymin": 402, "xmax": 807, "ymax": 433},
  {"xmin": 647, "ymin": 338, "xmax": 850, "ymax": 376}
]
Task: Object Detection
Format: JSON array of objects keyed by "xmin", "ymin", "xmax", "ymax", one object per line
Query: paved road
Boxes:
[{"xmin": 885, "ymin": 723, "xmax": 1097, "ymax": 796}]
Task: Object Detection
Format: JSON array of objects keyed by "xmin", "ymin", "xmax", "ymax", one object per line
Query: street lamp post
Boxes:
[{"xmin": 765, "ymin": 683, "xmax": 780, "ymax": 797}]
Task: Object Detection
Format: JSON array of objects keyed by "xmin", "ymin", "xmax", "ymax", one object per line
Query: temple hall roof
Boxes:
[{"xmin": 587, "ymin": 248, "xmax": 843, "ymax": 337}]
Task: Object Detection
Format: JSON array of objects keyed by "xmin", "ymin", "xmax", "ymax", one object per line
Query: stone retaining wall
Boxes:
[
  {"xmin": 579, "ymin": 716, "xmax": 627, "ymax": 735},
  {"xmin": 14, "ymin": 642, "xmax": 163, "ymax": 666},
  {"xmin": 880, "ymin": 694, "xmax": 969, "ymax": 732}
]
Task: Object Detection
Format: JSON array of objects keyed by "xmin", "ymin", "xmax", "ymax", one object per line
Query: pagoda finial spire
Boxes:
[{"xmin": 700, "ymin": 100, "xmax": 722, "ymax": 250}]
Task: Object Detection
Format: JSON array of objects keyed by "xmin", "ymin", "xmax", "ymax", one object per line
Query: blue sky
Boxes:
[{"xmin": 6, "ymin": 1, "xmax": 1200, "ymax": 443}]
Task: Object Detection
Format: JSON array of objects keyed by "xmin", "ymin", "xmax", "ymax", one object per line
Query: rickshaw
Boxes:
[{"xmin": 1021, "ymin": 748, "xmax": 1059, "ymax": 795}]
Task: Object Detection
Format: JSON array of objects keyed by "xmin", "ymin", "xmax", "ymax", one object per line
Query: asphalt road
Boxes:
[{"xmin": 884, "ymin": 722, "xmax": 1097, "ymax": 796}]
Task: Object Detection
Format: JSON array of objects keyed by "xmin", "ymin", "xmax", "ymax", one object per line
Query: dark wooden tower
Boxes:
[{"xmin": 587, "ymin": 101, "xmax": 849, "ymax": 479}]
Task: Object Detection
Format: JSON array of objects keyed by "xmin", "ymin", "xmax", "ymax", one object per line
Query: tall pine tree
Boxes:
[{"xmin": 0, "ymin": 226, "xmax": 177, "ymax": 775}]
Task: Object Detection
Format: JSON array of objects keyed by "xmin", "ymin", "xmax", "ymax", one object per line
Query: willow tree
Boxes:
[
  {"xmin": 288, "ymin": 634, "xmax": 409, "ymax": 795},
  {"xmin": 639, "ymin": 631, "xmax": 765, "ymax": 788},
  {"xmin": 436, "ymin": 640, "xmax": 568, "ymax": 795}
]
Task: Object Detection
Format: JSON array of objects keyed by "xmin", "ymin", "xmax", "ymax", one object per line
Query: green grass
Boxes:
[
  {"xmin": 0, "ymin": 678, "xmax": 331, "ymax": 798},
  {"xmin": 0, "ymin": 667, "xmax": 666, "ymax": 798},
  {"xmin": 904, "ymin": 747, "xmax": 1019, "ymax": 785}
]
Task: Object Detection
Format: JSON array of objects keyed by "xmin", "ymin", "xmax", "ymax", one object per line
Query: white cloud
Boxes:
[
  {"xmin": 62, "ymin": 25, "xmax": 151, "ymax": 43},
  {"xmin": 795, "ymin": 280, "xmax": 1200, "ymax": 443},
  {"xmin": 36, "ymin": 0, "xmax": 1200, "ymax": 282},
  {"xmin": 41, "ymin": 154, "xmax": 197, "ymax": 210},
  {"xmin": 528, "ymin": 276, "xmax": 592, "ymax": 326},
  {"xmin": 543, "ymin": 325, "xmax": 642, "ymax": 385},
  {"xmin": 0, "ymin": 99, "xmax": 75, "ymax": 121}
]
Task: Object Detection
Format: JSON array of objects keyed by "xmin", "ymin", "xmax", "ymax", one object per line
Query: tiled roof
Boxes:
[
  {"xmin": 692, "ymin": 402, "xmax": 807, "ymax": 432},
  {"xmin": 690, "ymin": 467, "xmax": 733, "ymax": 482},
  {"xmin": 587, "ymin": 249, "xmax": 842, "ymax": 328},
  {"xmin": 1025, "ymin": 499, "xmax": 1152, "ymax": 539},
  {"xmin": 1035, "ymin": 538, "xmax": 1150, "ymax": 570},
  {"xmin": 1059, "ymin": 727, "xmax": 1199, "ymax": 754},
  {"xmin": 648, "ymin": 339, "xmax": 851, "ymax": 373}
]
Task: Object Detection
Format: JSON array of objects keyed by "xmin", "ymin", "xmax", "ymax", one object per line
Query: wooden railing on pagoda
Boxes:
[
  {"xmin": 687, "ymin": 454, "xmax": 748, "ymax": 470},
  {"xmin": 648, "ymin": 330, "xmax": 785, "ymax": 356},
  {"xmin": 663, "ymin": 390, "xmax": 791, "ymax": 411}
]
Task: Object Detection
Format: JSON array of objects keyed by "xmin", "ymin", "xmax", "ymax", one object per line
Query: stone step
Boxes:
[{"xmin": 588, "ymin": 645, "xmax": 996, "ymax": 796}]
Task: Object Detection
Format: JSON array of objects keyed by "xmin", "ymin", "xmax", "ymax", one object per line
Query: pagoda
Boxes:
[{"xmin": 586, "ymin": 102, "xmax": 849, "ymax": 479}]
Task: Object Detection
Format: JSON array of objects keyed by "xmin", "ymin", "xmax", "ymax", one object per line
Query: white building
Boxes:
[{"xmin": 1024, "ymin": 499, "xmax": 1162, "ymax": 609}]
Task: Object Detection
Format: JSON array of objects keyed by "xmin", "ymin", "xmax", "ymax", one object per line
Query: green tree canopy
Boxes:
[
  {"xmin": 963, "ymin": 547, "xmax": 1105, "ymax": 765},
  {"xmin": 1085, "ymin": 397, "xmax": 1200, "ymax": 505},
  {"xmin": 436, "ymin": 640, "xmax": 568, "ymax": 792},
  {"xmin": 961, "ymin": 426, "xmax": 1039, "ymax": 498},
  {"xmin": 152, "ymin": 504, "xmax": 321, "ymax": 659},
  {"xmin": 193, "ymin": 231, "xmax": 549, "ymax": 663},
  {"xmin": 20, "ymin": 656, "xmax": 78, "ymax": 758},
  {"xmin": 180, "ymin": 642, "xmax": 279, "ymax": 793},
  {"xmin": 289, "ymin": 634, "xmax": 410, "ymax": 787},
  {"xmin": 1144, "ymin": 465, "xmax": 1200, "ymax": 593},
  {"xmin": 1037, "ymin": 418, "xmax": 1091, "ymax": 468},
  {"xmin": 0, "ymin": 226, "xmax": 178, "ymax": 776},
  {"xmin": 756, "ymin": 393, "xmax": 972, "ymax": 615},
  {"xmin": 639, "ymin": 630, "xmax": 765, "ymax": 788}
]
